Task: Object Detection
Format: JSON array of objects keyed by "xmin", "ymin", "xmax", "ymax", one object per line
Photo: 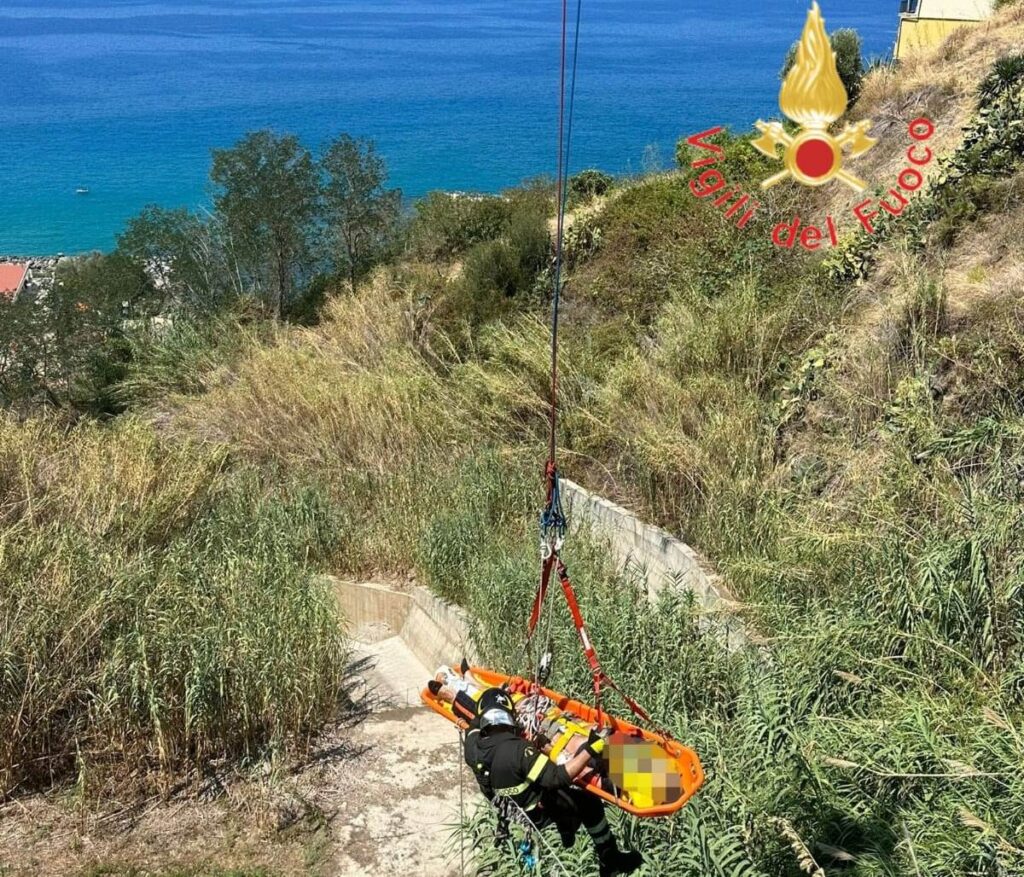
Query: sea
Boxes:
[{"xmin": 0, "ymin": 0, "xmax": 898, "ymax": 255}]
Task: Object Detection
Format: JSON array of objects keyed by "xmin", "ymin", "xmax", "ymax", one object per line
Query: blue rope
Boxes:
[{"xmin": 562, "ymin": 0, "xmax": 583, "ymax": 226}]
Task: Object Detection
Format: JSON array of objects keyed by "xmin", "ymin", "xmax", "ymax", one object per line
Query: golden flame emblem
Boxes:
[
  {"xmin": 753, "ymin": 2, "xmax": 876, "ymax": 191},
  {"xmin": 780, "ymin": 2, "xmax": 847, "ymax": 129}
]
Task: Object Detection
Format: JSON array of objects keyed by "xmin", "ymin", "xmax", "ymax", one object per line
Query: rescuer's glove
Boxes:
[{"xmin": 583, "ymin": 729, "xmax": 607, "ymax": 759}]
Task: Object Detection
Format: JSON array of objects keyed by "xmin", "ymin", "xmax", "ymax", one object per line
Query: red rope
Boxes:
[
  {"xmin": 523, "ymin": 3, "xmax": 672, "ymax": 743},
  {"xmin": 555, "ymin": 560, "xmax": 674, "ymax": 739},
  {"xmin": 529, "ymin": 0, "xmax": 570, "ymax": 677}
]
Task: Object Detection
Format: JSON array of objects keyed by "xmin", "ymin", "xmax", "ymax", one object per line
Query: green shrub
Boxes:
[
  {"xmin": 675, "ymin": 126, "xmax": 776, "ymax": 184},
  {"xmin": 446, "ymin": 200, "xmax": 550, "ymax": 328},
  {"xmin": 569, "ymin": 169, "xmax": 614, "ymax": 205},
  {"xmin": 562, "ymin": 213, "xmax": 603, "ymax": 271},
  {"xmin": 409, "ymin": 193, "xmax": 517, "ymax": 262},
  {"xmin": 409, "ymin": 183, "xmax": 553, "ymax": 264}
]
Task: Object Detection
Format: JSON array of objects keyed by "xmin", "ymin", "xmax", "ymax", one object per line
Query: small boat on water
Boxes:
[{"xmin": 75, "ymin": 187, "xmax": 90, "ymax": 195}]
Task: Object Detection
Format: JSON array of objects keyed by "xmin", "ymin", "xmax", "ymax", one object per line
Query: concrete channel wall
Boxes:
[
  {"xmin": 331, "ymin": 578, "xmax": 475, "ymax": 667},
  {"xmin": 560, "ymin": 479, "xmax": 748, "ymax": 650},
  {"xmin": 330, "ymin": 479, "xmax": 747, "ymax": 665},
  {"xmin": 402, "ymin": 586, "xmax": 477, "ymax": 670}
]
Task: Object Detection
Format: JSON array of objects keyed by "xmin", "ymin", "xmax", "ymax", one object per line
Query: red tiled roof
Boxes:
[{"xmin": 0, "ymin": 262, "xmax": 29, "ymax": 299}]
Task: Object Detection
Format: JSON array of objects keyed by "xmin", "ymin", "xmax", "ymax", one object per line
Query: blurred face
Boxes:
[{"xmin": 606, "ymin": 733, "xmax": 683, "ymax": 809}]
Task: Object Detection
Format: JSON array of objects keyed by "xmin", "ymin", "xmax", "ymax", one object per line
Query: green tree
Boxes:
[
  {"xmin": 53, "ymin": 254, "xmax": 156, "ymax": 414},
  {"xmin": 321, "ymin": 134, "xmax": 402, "ymax": 294},
  {"xmin": 781, "ymin": 27, "xmax": 865, "ymax": 105},
  {"xmin": 0, "ymin": 294, "xmax": 46, "ymax": 408},
  {"xmin": 118, "ymin": 206, "xmax": 238, "ymax": 313},
  {"xmin": 0, "ymin": 254, "xmax": 156, "ymax": 413},
  {"xmin": 211, "ymin": 131, "xmax": 320, "ymax": 320}
]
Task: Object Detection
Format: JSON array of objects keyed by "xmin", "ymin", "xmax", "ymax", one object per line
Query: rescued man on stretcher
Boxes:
[{"xmin": 428, "ymin": 662, "xmax": 644, "ymax": 877}]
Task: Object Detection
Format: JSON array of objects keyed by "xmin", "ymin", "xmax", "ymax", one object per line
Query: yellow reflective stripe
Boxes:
[
  {"xmin": 526, "ymin": 754, "xmax": 550, "ymax": 783},
  {"xmin": 495, "ymin": 754, "xmax": 549, "ymax": 800},
  {"xmin": 494, "ymin": 781, "xmax": 531, "ymax": 798}
]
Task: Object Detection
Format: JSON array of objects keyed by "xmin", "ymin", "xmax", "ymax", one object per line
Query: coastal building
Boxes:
[
  {"xmin": 896, "ymin": 0, "xmax": 995, "ymax": 59},
  {"xmin": 0, "ymin": 262, "xmax": 30, "ymax": 301}
]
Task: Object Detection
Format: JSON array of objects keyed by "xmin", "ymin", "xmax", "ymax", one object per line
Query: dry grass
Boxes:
[
  {"xmin": 0, "ymin": 416, "xmax": 225, "ymax": 542},
  {"xmin": 802, "ymin": 4, "xmax": 1024, "ymax": 226},
  {"xmin": 0, "ymin": 416, "xmax": 347, "ymax": 801},
  {"xmin": 167, "ymin": 294, "xmax": 467, "ymax": 472},
  {"xmin": 165, "ymin": 289, "xmax": 586, "ymax": 482},
  {"xmin": 941, "ymin": 186, "xmax": 1024, "ymax": 322},
  {"xmin": 857, "ymin": 3, "xmax": 1024, "ymax": 124}
]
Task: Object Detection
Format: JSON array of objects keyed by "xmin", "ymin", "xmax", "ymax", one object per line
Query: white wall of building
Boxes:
[{"xmin": 917, "ymin": 0, "xmax": 994, "ymax": 20}]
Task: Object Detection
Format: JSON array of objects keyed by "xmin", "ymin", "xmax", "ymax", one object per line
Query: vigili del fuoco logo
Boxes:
[{"xmin": 685, "ymin": 2, "xmax": 937, "ymax": 252}]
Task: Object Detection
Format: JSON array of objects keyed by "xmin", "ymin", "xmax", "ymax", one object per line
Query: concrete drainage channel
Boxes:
[
  {"xmin": 324, "ymin": 482, "xmax": 746, "ymax": 876},
  {"xmin": 326, "ymin": 578, "xmax": 476, "ymax": 877}
]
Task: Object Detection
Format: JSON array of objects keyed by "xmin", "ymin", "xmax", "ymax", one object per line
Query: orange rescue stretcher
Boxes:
[{"xmin": 421, "ymin": 665, "xmax": 705, "ymax": 818}]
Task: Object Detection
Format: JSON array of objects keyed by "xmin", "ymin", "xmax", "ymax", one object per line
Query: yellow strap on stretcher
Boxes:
[{"xmin": 548, "ymin": 718, "xmax": 591, "ymax": 762}]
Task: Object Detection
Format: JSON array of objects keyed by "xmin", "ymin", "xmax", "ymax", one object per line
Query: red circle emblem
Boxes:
[{"xmin": 794, "ymin": 137, "xmax": 836, "ymax": 180}]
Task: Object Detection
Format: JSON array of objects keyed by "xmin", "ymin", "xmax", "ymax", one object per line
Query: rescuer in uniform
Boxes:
[{"xmin": 464, "ymin": 687, "xmax": 644, "ymax": 877}]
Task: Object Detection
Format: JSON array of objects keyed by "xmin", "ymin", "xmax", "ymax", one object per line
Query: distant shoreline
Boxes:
[
  {"xmin": 0, "ymin": 2, "xmax": 899, "ymax": 256},
  {"xmin": 1, "ymin": 254, "xmax": 80, "ymax": 264}
]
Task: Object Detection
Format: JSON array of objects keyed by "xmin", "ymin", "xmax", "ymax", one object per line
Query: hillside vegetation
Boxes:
[{"xmin": 3, "ymin": 5, "xmax": 1024, "ymax": 876}]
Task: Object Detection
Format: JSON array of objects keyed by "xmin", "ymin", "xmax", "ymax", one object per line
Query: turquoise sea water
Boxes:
[{"xmin": 0, "ymin": 1, "xmax": 897, "ymax": 255}]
